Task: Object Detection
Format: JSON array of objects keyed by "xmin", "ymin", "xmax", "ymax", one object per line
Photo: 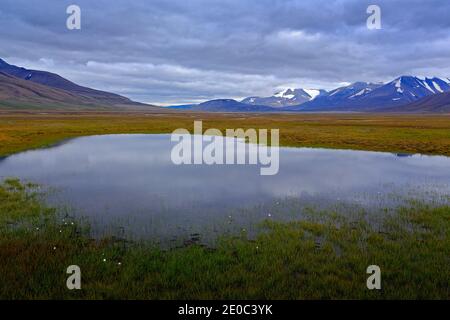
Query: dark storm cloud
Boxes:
[{"xmin": 1, "ymin": 0, "xmax": 450, "ymax": 104}]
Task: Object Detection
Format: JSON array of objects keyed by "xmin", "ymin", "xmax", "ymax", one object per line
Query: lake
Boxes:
[{"xmin": 0, "ymin": 134, "xmax": 449, "ymax": 243}]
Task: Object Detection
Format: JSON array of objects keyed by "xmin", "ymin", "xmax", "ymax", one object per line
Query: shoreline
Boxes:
[{"xmin": 1, "ymin": 112, "xmax": 450, "ymax": 157}]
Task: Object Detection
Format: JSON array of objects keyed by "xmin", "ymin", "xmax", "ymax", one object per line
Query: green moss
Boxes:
[{"xmin": 0, "ymin": 181, "xmax": 449, "ymax": 299}]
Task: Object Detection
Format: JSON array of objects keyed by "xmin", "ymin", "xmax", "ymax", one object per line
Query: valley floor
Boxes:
[
  {"xmin": 0, "ymin": 110, "xmax": 449, "ymax": 299},
  {"xmin": 0, "ymin": 110, "xmax": 449, "ymax": 157}
]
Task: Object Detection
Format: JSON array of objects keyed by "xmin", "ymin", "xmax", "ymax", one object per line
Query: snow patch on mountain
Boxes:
[
  {"xmin": 349, "ymin": 88, "xmax": 372, "ymax": 98},
  {"xmin": 422, "ymin": 81, "xmax": 435, "ymax": 93},
  {"xmin": 274, "ymin": 88, "xmax": 292, "ymax": 98},
  {"xmin": 241, "ymin": 87, "xmax": 325, "ymax": 108},
  {"xmin": 395, "ymin": 78, "xmax": 404, "ymax": 93},
  {"xmin": 433, "ymin": 81, "xmax": 444, "ymax": 93}
]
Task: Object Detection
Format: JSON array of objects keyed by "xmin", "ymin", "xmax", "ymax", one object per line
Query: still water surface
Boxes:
[{"xmin": 0, "ymin": 134, "xmax": 449, "ymax": 242}]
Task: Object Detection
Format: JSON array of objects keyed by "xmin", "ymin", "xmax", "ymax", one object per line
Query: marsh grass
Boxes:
[
  {"xmin": 1, "ymin": 112, "xmax": 449, "ymax": 157},
  {"xmin": 0, "ymin": 180, "xmax": 449, "ymax": 299}
]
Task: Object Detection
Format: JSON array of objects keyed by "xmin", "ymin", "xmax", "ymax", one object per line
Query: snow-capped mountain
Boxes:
[
  {"xmin": 292, "ymin": 82, "xmax": 382, "ymax": 110},
  {"xmin": 328, "ymin": 82, "xmax": 382, "ymax": 100},
  {"xmin": 358, "ymin": 76, "xmax": 450, "ymax": 106},
  {"xmin": 241, "ymin": 88, "xmax": 326, "ymax": 108},
  {"xmin": 170, "ymin": 75, "xmax": 450, "ymax": 113},
  {"xmin": 294, "ymin": 77, "xmax": 450, "ymax": 111}
]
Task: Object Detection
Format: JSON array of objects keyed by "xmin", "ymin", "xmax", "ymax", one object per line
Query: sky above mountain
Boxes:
[{"xmin": 1, "ymin": 0, "xmax": 450, "ymax": 105}]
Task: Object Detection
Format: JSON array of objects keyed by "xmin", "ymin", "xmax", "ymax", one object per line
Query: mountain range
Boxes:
[
  {"xmin": 291, "ymin": 76, "xmax": 450, "ymax": 111},
  {"xmin": 1, "ymin": 57, "xmax": 449, "ymax": 112},
  {"xmin": 170, "ymin": 76, "xmax": 450, "ymax": 113},
  {"xmin": 0, "ymin": 58, "xmax": 151, "ymax": 109},
  {"xmin": 192, "ymin": 99, "xmax": 276, "ymax": 112}
]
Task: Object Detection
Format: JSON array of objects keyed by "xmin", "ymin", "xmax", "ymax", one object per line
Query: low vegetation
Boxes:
[
  {"xmin": 0, "ymin": 111, "xmax": 449, "ymax": 157},
  {"xmin": 1, "ymin": 111, "xmax": 449, "ymax": 299},
  {"xmin": 0, "ymin": 180, "xmax": 448, "ymax": 299}
]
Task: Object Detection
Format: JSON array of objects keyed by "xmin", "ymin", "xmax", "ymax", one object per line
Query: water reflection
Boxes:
[{"xmin": 0, "ymin": 134, "xmax": 449, "ymax": 241}]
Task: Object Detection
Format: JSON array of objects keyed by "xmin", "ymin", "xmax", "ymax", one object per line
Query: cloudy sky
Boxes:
[{"xmin": 1, "ymin": 0, "xmax": 450, "ymax": 105}]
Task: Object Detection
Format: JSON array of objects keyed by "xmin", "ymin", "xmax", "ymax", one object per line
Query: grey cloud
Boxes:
[{"xmin": 1, "ymin": 0, "xmax": 450, "ymax": 104}]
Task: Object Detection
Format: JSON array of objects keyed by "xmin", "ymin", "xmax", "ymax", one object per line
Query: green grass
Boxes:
[
  {"xmin": 1, "ymin": 112, "xmax": 450, "ymax": 157},
  {"xmin": 0, "ymin": 180, "xmax": 448, "ymax": 299},
  {"xmin": 1, "ymin": 111, "xmax": 448, "ymax": 299}
]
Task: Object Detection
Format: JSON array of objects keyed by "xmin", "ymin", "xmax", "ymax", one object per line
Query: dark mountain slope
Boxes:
[
  {"xmin": 0, "ymin": 58, "xmax": 147, "ymax": 107},
  {"xmin": 0, "ymin": 71, "xmax": 158, "ymax": 109},
  {"xmin": 388, "ymin": 91, "xmax": 450, "ymax": 113},
  {"xmin": 0, "ymin": 72, "xmax": 89, "ymax": 103}
]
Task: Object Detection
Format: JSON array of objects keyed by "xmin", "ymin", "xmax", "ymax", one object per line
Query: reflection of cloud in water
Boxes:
[{"xmin": 0, "ymin": 134, "xmax": 449, "ymax": 241}]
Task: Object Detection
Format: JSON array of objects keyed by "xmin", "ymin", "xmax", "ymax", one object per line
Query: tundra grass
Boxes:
[
  {"xmin": 0, "ymin": 180, "xmax": 448, "ymax": 299},
  {"xmin": 0, "ymin": 111, "xmax": 449, "ymax": 157}
]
